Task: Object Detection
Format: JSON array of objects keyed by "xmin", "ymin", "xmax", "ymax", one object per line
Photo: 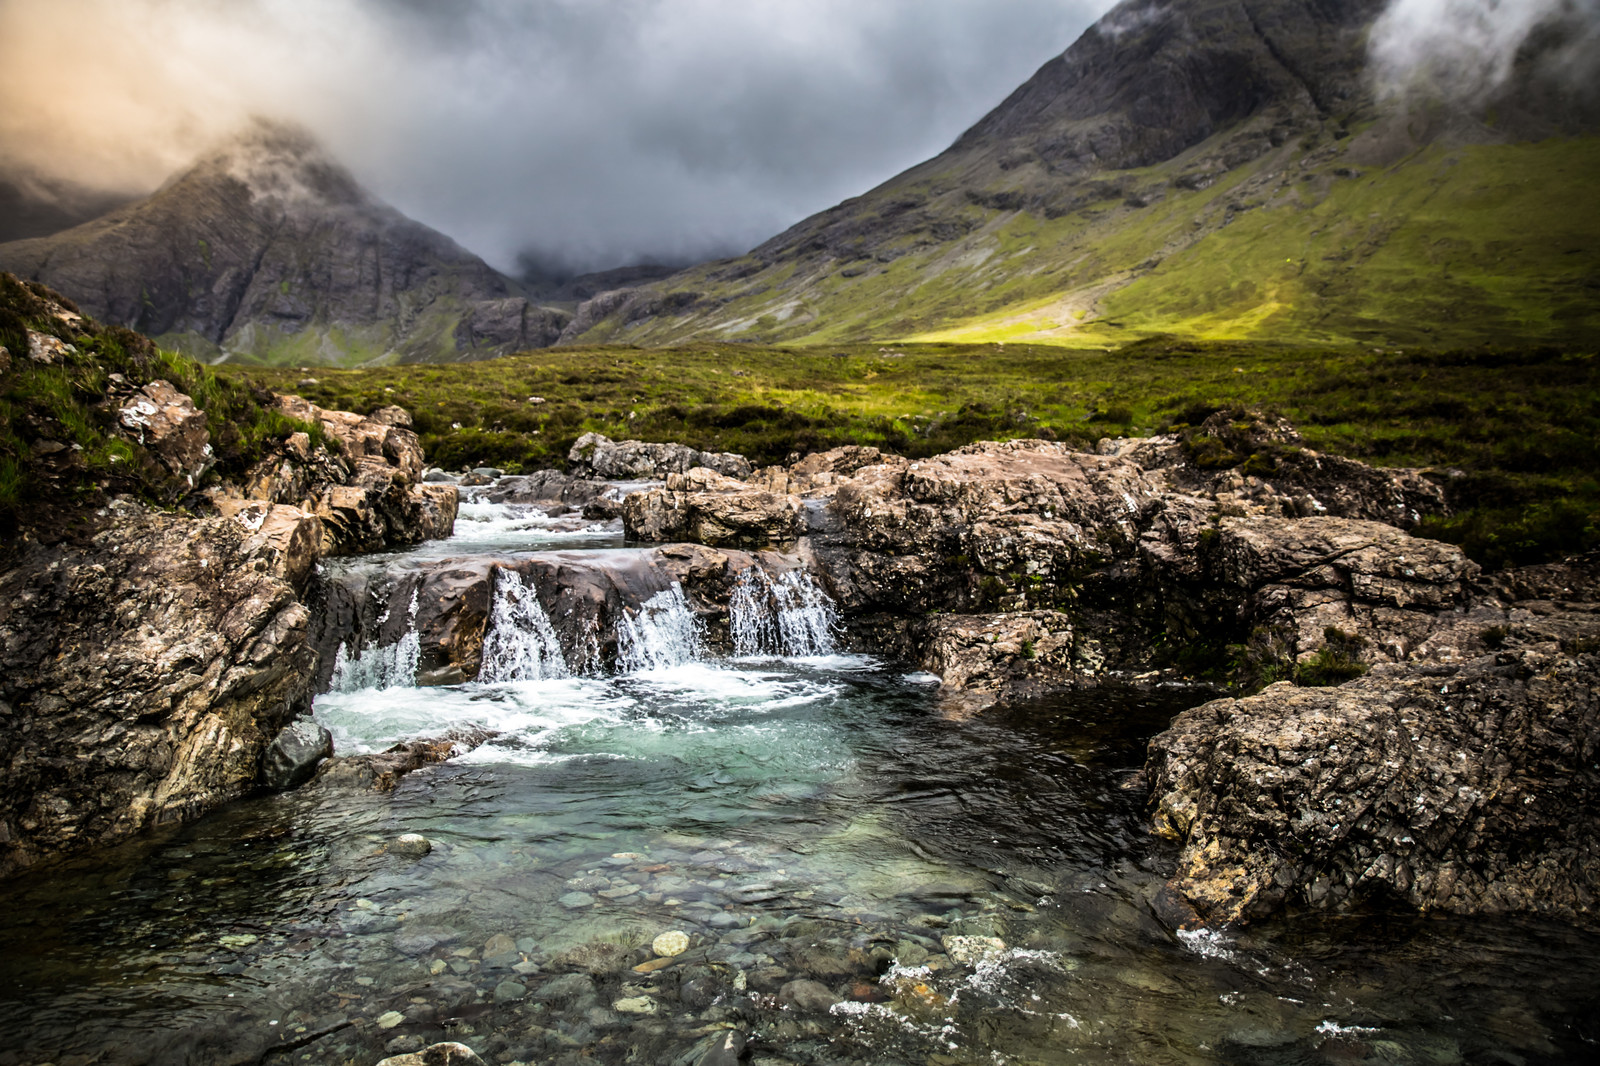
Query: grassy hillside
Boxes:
[
  {"xmin": 232, "ymin": 337, "xmax": 1599, "ymax": 569},
  {"xmin": 571, "ymin": 135, "xmax": 1600, "ymax": 351}
]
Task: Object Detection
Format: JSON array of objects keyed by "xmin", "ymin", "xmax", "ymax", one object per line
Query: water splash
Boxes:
[
  {"xmin": 617, "ymin": 584, "xmax": 704, "ymax": 671},
  {"xmin": 329, "ymin": 590, "xmax": 420, "ymax": 692},
  {"xmin": 729, "ymin": 568, "xmax": 842, "ymax": 657},
  {"xmin": 480, "ymin": 568, "xmax": 569, "ymax": 682}
]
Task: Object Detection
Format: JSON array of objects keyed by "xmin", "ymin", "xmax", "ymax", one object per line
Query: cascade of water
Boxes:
[
  {"xmin": 479, "ymin": 568, "xmax": 570, "ymax": 682},
  {"xmin": 616, "ymin": 584, "xmax": 704, "ymax": 672},
  {"xmin": 729, "ymin": 568, "xmax": 841, "ymax": 657},
  {"xmin": 329, "ymin": 590, "xmax": 420, "ymax": 692}
]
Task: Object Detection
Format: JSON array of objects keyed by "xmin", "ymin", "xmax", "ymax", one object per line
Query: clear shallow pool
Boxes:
[{"xmin": 1, "ymin": 501, "xmax": 1597, "ymax": 1066}]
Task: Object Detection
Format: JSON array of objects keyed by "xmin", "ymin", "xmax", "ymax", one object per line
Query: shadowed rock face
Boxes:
[
  {"xmin": 0, "ymin": 503, "xmax": 318, "ymax": 877},
  {"xmin": 1148, "ymin": 571, "xmax": 1600, "ymax": 925},
  {"xmin": 0, "ymin": 122, "xmax": 563, "ymax": 364}
]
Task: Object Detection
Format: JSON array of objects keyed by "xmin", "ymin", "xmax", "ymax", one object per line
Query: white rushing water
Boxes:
[
  {"xmin": 327, "ymin": 590, "xmax": 421, "ymax": 692},
  {"xmin": 728, "ymin": 567, "xmax": 842, "ymax": 658},
  {"xmin": 616, "ymin": 583, "xmax": 704, "ymax": 672},
  {"xmin": 479, "ymin": 568, "xmax": 570, "ymax": 682}
]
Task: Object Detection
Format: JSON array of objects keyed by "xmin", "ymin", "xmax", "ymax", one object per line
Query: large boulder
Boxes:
[
  {"xmin": 623, "ymin": 467, "xmax": 803, "ymax": 550},
  {"xmin": 567, "ymin": 432, "xmax": 752, "ymax": 481},
  {"xmin": 116, "ymin": 379, "xmax": 214, "ymax": 488},
  {"xmin": 0, "ymin": 501, "xmax": 317, "ymax": 876},
  {"xmin": 1147, "ymin": 556, "xmax": 1600, "ymax": 926},
  {"xmin": 224, "ymin": 394, "xmax": 457, "ymax": 554}
]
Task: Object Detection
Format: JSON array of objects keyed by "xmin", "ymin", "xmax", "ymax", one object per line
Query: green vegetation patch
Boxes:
[
  {"xmin": 0, "ymin": 274, "xmax": 326, "ymax": 543},
  {"xmin": 226, "ymin": 335, "xmax": 1598, "ymax": 569}
]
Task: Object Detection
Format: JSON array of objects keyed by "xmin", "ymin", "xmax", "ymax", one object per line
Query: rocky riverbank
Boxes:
[{"xmin": 0, "ymin": 359, "xmax": 456, "ymax": 875}]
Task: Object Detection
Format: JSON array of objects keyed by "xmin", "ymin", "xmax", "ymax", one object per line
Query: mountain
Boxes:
[
  {"xmin": 0, "ymin": 121, "xmax": 568, "ymax": 365},
  {"xmin": 565, "ymin": 0, "xmax": 1600, "ymax": 349}
]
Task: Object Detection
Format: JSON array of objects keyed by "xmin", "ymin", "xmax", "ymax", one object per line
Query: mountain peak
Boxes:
[{"xmin": 174, "ymin": 117, "xmax": 369, "ymax": 212}]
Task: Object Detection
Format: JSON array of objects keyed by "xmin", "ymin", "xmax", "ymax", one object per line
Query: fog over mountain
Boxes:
[{"xmin": 0, "ymin": 0, "xmax": 1116, "ymax": 275}]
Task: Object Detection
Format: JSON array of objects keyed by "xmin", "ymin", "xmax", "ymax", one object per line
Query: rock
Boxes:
[
  {"xmin": 0, "ymin": 502, "xmax": 315, "ymax": 878},
  {"xmin": 493, "ymin": 979, "xmax": 526, "ymax": 1003},
  {"xmin": 391, "ymin": 833, "xmax": 432, "ymax": 857},
  {"xmin": 532, "ymin": 973, "xmax": 596, "ymax": 1004},
  {"xmin": 1147, "ymin": 555, "xmax": 1600, "ymax": 927},
  {"xmin": 471, "ymin": 467, "xmax": 504, "ymax": 479},
  {"xmin": 941, "ymin": 935, "xmax": 1007, "ymax": 965},
  {"xmin": 313, "ymin": 728, "xmax": 493, "ymax": 791},
  {"xmin": 247, "ymin": 393, "xmax": 457, "ymax": 555},
  {"xmin": 652, "ymin": 930, "xmax": 691, "ymax": 957},
  {"xmin": 26, "ymin": 329, "xmax": 74, "ymax": 364},
  {"xmin": 623, "ymin": 472, "xmax": 803, "ymax": 550},
  {"xmin": 696, "ymin": 1030, "xmax": 747, "ymax": 1066},
  {"xmin": 260, "ymin": 718, "xmax": 332, "ymax": 790},
  {"xmin": 118, "ymin": 379, "xmax": 214, "ymax": 487},
  {"xmin": 568, "ymin": 432, "xmax": 752, "ymax": 481},
  {"xmin": 423, "ymin": 468, "xmax": 460, "ymax": 484},
  {"xmin": 558, "ymin": 891, "xmax": 595, "ymax": 909},
  {"xmin": 612, "ymin": 995, "xmax": 658, "ymax": 1014},
  {"xmin": 777, "ymin": 979, "xmax": 839, "ymax": 1013},
  {"xmin": 375, "ymin": 1011, "xmax": 406, "ymax": 1030},
  {"xmin": 483, "ymin": 933, "xmax": 517, "ymax": 957},
  {"xmin": 374, "ymin": 1041, "xmax": 486, "ymax": 1066},
  {"xmin": 368, "ymin": 405, "xmax": 414, "ymax": 428}
]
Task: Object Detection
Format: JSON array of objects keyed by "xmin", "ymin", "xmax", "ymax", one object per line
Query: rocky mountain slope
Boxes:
[
  {"xmin": 0, "ymin": 122, "xmax": 568, "ymax": 366},
  {"xmin": 567, "ymin": 0, "xmax": 1600, "ymax": 349}
]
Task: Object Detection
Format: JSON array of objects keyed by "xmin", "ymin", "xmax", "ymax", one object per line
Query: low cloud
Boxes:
[
  {"xmin": 1369, "ymin": 0, "xmax": 1600, "ymax": 102},
  {"xmin": 0, "ymin": 0, "xmax": 1114, "ymax": 275}
]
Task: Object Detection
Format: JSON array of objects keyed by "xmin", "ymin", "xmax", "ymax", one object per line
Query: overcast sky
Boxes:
[{"xmin": 0, "ymin": 0, "xmax": 1117, "ymax": 275}]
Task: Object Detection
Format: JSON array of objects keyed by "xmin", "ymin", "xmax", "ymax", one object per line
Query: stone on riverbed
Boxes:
[
  {"xmin": 652, "ymin": 930, "xmax": 691, "ymax": 956},
  {"xmin": 391, "ymin": 833, "xmax": 432, "ymax": 857},
  {"xmin": 777, "ymin": 978, "xmax": 840, "ymax": 1013},
  {"xmin": 375, "ymin": 1041, "xmax": 485, "ymax": 1066}
]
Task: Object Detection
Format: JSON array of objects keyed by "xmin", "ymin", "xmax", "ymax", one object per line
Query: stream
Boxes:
[{"xmin": 0, "ymin": 487, "xmax": 1597, "ymax": 1066}]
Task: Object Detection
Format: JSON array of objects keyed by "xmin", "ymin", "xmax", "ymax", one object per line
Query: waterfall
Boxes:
[
  {"xmin": 617, "ymin": 584, "xmax": 704, "ymax": 672},
  {"xmin": 329, "ymin": 591, "xmax": 420, "ymax": 692},
  {"xmin": 479, "ymin": 568, "xmax": 569, "ymax": 682},
  {"xmin": 728, "ymin": 568, "xmax": 841, "ymax": 657}
]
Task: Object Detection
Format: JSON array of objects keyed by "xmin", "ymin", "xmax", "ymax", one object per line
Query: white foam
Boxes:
[
  {"xmin": 728, "ymin": 568, "xmax": 842, "ymax": 657},
  {"xmin": 328, "ymin": 590, "xmax": 420, "ymax": 692},
  {"xmin": 479, "ymin": 569, "xmax": 569, "ymax": 682},
  {"xmin": 616, "ymin": 584, "xmax": 703, "ymax": 672}
]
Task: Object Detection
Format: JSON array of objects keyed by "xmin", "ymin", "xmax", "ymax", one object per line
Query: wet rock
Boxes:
[
  {"xmin": 569, "ymin": 432, "xmax": 752, "ymax": 481},
  {"xmin": 393, "ymin": 929, "xmax": 458, "ymax": 956},
  {"xmin": 493, "ymin": 979, "xmax": 526, "ymax": 1003},
  {"xmin": 1148, "ymin": 562, "xmax": 1600, "ymax": 926},
  {"xmin": 695, "ymin": 1029, "xmax": 747, "ymax": 1066},
  {"xmin": 313, "ymin": 728, "xmax": 493, "ymax": 791},
  {"xmin": 260, "ymin": 718, "xmax": 333, "ymax": 790},
  {"xmin": 532, "ymin": 973, "xmax": 596, "ymax": 1005},
  {"xmin": 679, "ymin": 975, "xmax": 722, "ymax": 1010},
  {"xmin": 558, "ymin": 891, "xmax": 595, "ymax": 909},
  {"xmin": 776, "ymin": 979, "xmax": 839, "ymax": 1013},
  {"xmin": 483, "ymin": 933, "xmax": 517, "ymax": 957},
  {"xmin": 391, "ymin": 833, "xmax": 432, "ymax": 858},
  {"xmin": 0, "ymin": 502, "xmax": 316, "ymax": 878},
  {"xmin": 612, "ymin": 995, "xmax": 658, "ymax": 1014},
  {"xmin": 941, "ymin": 935, "xmax": 1007, "ymax": 965},
  {"xmin": 653, "ymin": 930, "xmax": 691, "ymax": 957},
  {"xmin": 374, "ymin": 1041, "xmax": 485, "ymax": 1066}
]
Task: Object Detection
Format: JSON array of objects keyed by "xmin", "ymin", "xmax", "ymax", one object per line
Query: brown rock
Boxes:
[{"xmin": 118, "ymin": 379, "xmax": 214, "ymax": 486}]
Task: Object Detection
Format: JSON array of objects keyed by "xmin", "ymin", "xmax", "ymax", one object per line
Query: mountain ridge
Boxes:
[
  {"xmin": 0, "ymin": 121, "xmax": 570, "ymax": 365},
  {"xmin": 562, "ymin": 0, "xmax": 1600, "ymax": 350}
]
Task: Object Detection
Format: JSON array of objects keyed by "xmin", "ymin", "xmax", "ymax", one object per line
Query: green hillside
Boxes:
[{"xmin": 571, "ymin": 134, "xmax": 1600, "ymax": 350}]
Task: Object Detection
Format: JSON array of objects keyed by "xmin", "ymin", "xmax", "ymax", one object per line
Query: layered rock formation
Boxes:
[
  {"xmin": 0, "ymin": 364, "xmax": 457, "ymax": 875},
  {"xmin": 1148, "ymin": 555, "xmax": 1600, "ymax": 926}
]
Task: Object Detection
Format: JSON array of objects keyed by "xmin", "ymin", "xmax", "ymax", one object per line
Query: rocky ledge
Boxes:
[
  {"xmin": 610, "ymin": 414, "xmax": 1599, "ymax": 926},
  {"xmin": 0, "ymin": 381, "xmax": 456, "ymax": 876}
]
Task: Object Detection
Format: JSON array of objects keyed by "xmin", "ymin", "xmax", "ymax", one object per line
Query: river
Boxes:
[{"xmin": 0, "ymin": 490, "xmax": 1596, "ymax": 1065}]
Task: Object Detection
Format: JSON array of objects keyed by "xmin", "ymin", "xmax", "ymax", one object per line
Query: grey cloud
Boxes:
[
  {"xmin": 0, "ymin": 0, "xmax": 1116, "ymax": 275},
  {"xmin": 1369, "ymin": 0, "xmax": 1600, "ymax": 102}
]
